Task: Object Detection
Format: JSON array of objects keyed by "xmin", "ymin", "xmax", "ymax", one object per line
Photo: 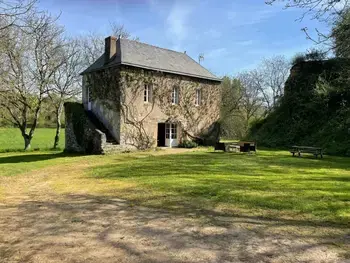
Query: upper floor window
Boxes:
[
  {"xmin": 195, "ymin": 89, "xmax": 202, "ymax": 106},
  {"xmin": 172, "ymin": 86, "xmax": 179, "ymax": 105},
  {"xmin": 144, "ymin": 84, "xmax": 152, "ymax": 103}
]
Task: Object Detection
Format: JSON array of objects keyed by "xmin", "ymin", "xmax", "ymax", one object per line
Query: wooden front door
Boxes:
[{"xmin": 157, "ymin": 123, "xmax": 166, "ymax": 147}]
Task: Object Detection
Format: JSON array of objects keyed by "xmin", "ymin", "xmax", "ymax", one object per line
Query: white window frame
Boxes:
[
  {"xmin": 195, "ymin": 89, "xmax": 202, "ymax": 106},
  {"xmin": 171, "ymin": 86, "xmax": 179, "ymax": 105},
  {"xmin": 165, "ymin": 123, "xmax": 177, "ymax": 138},
  {"xmin": 144, "ymin": 84, "xmax": 152, "ymax": 103}
]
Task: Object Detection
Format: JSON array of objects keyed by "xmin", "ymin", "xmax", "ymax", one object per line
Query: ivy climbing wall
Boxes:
[{"xmin": 83, "ymin": 65, "xmax": 221, "ymax": 149}]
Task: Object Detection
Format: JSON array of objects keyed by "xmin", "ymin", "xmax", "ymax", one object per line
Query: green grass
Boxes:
[
  {"xmin": 0, "ymin": 128, "xmax": 64, "ymax": 152},
  {"xmin": 88, "ymin": 150, "xmax": 350, "ymax": 225},
  {"xmin": 0, "ymin": 149, "xmax": 349, "ymax": 227},
  {"xmin": 0, "ymin": 151, "xmax": 84, "ymax": 177}
]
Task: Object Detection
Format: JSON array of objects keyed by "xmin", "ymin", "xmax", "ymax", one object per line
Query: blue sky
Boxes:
[{"xmin": 39, "ymin": 0, "xmax": 328, "ymax": 77}]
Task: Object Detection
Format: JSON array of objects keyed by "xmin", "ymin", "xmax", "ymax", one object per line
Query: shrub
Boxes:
[
  {"xmin": 305, "ymin": 48, "xmax": 327, "ymax": 61},
  {"xmin": 291, "ymin": 53, "xmax": 306, "ymax": 65},
  {"xmin": 178, "ymin": 140, "xmax": 198, "ymax": 148}
]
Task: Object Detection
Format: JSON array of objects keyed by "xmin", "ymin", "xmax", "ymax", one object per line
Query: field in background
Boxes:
[{"xmin": 0, "ymin": 128, "xmax": 65, "ymax": 152}]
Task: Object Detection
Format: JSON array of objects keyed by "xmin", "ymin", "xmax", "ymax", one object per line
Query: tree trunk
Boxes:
[
  {"xmin": 23, "ymin": 134, "xmax": 32, "ymax": 151},
  {"xmin": 53, "ymin": 103, "xmax": 63, "ymax": 149}
]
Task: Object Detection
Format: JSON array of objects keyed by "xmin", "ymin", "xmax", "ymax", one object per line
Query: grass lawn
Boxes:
[
  {"xmin": 1, "ymin": 149, "xmax": 349, "ymax": 226},
  {"xmin": 90, "ymin": 150, "xmax": 350, "ymax": 225},
  {"xmin": 1, "ymin": 148, "xmax": 349, "ymax": 261},
  {"xmin": 0, "ymin": 127, "xmax": 64, "ymax": 152}
]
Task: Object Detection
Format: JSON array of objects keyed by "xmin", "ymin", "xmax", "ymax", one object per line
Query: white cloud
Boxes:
[{"xmin": 166, "ymin": 1, "xmax": 193, "ymax": 50}]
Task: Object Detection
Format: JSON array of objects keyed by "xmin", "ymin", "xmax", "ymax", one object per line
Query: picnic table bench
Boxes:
[
  {"xmin": 290, "ymin": 146, "xmax": 323, "ymax": 158},
  {"xmin": 215, "ymin": 141, "xmax": 257, "ymax": 153}
]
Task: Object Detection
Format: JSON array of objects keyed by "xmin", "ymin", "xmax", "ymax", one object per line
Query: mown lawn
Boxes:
[
  {"xmin": 0, "ymin": 128, "xmax": 64, "ymax": 152},
  {"xmin": 1, "ymin": 149, "xmax": 349, "ymax": 227},
  {"xmin": 87, "ymin": 150, "xmax": 350, "ymax": 225}
]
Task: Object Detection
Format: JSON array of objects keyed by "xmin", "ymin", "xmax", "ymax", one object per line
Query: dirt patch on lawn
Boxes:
[{"xmin": 1, "ymin": 193, "xmax": 349, "ymax": 263}]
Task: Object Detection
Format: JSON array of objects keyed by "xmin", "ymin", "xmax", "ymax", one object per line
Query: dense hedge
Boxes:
[{"xmin": 249, "ymin": 59, "xmax": 350, "ymax": 155}]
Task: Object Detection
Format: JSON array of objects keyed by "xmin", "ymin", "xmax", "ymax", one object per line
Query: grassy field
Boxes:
[
  {"xmin": 0, "ymin": 149, "xmax": 349, "ymax": 226},
  {"xmin": 0, "ymin": 127, "xmax": 64, "ymax": 152},
  {"xmin": 1, "ymin": 148, "xmax": 349, "ymax": 261}
]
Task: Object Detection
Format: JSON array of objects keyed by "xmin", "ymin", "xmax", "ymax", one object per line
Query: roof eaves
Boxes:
[
  {"xmin": 121, "ymin": 62, "xmax": 222, "ymax": 82},
  {"xmin": 80, "ymin": 62, "xmax": 122, "ymax": 75},
  {"xmin": 183, "ymin": 53, "xmax": 220, "ymax": 79},
  {"xmin": 81, "ymin": 61, "xmax": 222, "ymax": 82}
]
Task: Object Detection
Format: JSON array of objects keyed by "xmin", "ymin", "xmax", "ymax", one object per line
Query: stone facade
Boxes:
[
  {"xmin": 82, "ymin": 65, "xmax": 221, "ymax": 149},
  {"xmin": 64, "ymin": 102, "xmax": 106, "ymax": 154}
]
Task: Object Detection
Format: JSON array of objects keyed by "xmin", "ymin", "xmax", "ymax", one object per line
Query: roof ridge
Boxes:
[
  {"xmin": 82, "ymin": 37, "xmax": 222, "ymax": 81},
  {"xmin": 120, "ymin": 38, "xmax": 188, "ymax": 56},
  {"xmin": 120, "ymin": 38, "xmax": 219, "ymax": 78}
]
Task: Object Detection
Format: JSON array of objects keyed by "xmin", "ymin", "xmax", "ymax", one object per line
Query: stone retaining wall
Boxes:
[{"xmin": 64, "ymin": 102, "xmax": 106, "ymax": 154}]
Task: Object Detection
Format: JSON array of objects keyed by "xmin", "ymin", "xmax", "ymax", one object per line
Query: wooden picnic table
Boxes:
[
  {"xmin": 215, "ymin": 141, "xmax": 257, "ymax": 153},
  {"xmin": 290, "ymin": 145, "xmax": 323, "ymax": 158}
]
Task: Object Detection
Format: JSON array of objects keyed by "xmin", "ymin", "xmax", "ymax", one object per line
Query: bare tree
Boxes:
[
  {"xmin": 80, "ymin": 24, "xmax": 138, "ymax": 69},
  {"xmin": 50, "ymin": 38, "xmax": 82, "ymax": 149},
  {"xmin": 237, "ymin": 72, "xmax": 264, "ymax": 134},
  {"xmin": 266, "ymin": 0, "xmax": 349, "ymax": 52},
  {"xmin": 79, "ymin": 31, "xmax": 103, "ymax": 69},
  {"xmin": 109, "ymin": 22, "xmax": 139, "ymax": 41},
  {"xmin": 266, "ymin": 0, "xmax": 348, "ymax": 21},
  {"xmin": 0, "ymin": 0, "xmax": 37, "ymax": 31},
  {"xmin": 260, "ymin": 55, "xmax": 290, "ymax": 109},
  {"xmin": 0, "ymin": 11, "xmax": 65, "ymax": 150}
]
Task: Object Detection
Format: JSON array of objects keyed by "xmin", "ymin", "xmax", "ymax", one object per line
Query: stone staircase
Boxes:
[
  {"xmin": 85, "ymin": 110, "xmax": 133, "ymax": 154},
  {"xmin": 85, "ymin": 110, "xmax": 117, "ymax": 144},
  {"xmin": 103, "ymin": 142, "xmax": 131, "ymax": 154}
]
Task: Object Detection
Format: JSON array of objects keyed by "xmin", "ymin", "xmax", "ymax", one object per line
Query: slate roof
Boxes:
[{"xmin": 82, "ymin": 38, "xmax": 221, "ymax": 82}]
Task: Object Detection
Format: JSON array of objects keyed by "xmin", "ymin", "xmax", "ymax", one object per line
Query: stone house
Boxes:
[{"xmin": 80, "ymin": 36, "xmax": 222, "ymax": 149}]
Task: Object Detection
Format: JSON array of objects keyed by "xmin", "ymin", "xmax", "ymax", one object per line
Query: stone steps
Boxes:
[
  {"xmin": 85, "ymin": 110, "xmax": 118, "ymax": 144},
  {"xmin": 102, "ymin": 143, "xmax": 132, "ymax": 154}
]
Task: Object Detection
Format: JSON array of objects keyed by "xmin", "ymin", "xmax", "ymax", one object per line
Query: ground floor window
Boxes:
[{"xmin": 165, "ymin": 123, "xmax": 177, "ymax": 139}]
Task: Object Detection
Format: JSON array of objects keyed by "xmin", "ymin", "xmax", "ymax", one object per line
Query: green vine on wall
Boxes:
[{"xmin": 85, "ymin": 65, "xmax": 221, "ymax": 149}]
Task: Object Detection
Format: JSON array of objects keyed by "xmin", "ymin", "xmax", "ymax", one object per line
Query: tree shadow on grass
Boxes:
[
  {"xmin": 0, "ymin": 152, "xmax": 82, "ymax": 164},
  {"xmin": 0, "ymin": 193, "xmax": 348, "ymax": 263},
  {"xmin": 88, "ymin": 151, "xmax": 350, "ymax": 227}
]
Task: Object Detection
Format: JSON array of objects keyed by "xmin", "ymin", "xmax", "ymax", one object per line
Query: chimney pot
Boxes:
[{"xmin": 104, "ymin": 36, "xmax": 117, "ymax": 64}]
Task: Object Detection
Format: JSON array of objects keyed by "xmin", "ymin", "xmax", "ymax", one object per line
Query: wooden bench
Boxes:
[
  {"xmin": 290, "ymin": 146, "xmax": 323, "ymax": 158},
  {"xmin": 215, "ymin": 141, "xmax": 257, "ymax": 153},
  {"xmin": 239, "ymin": 141, "xmax": 257, "ymax": 153}
]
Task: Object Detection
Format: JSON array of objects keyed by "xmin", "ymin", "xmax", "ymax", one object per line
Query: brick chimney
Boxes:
[{"xmin": 104, "ymin": 36, "xmax": 117, "ymax": 64}]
